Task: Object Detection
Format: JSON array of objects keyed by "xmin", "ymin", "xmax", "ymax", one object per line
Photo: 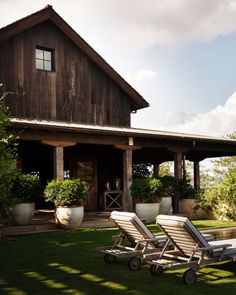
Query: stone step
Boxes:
[
  {"xmin": 1, "ymin": 223, "xmax": 59, "ymax": 236},
  {"xmin": 0, "ymin": 211, "xmax": 114, "ymax": 236},
  {"xmin": 2, "ymin": 211, "xmax": 198, "ymax": 237}
]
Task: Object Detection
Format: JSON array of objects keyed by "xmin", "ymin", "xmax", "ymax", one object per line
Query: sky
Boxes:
[{"xmin": 1, "ymin": 0, "xmax": 236, "ymax": 138}]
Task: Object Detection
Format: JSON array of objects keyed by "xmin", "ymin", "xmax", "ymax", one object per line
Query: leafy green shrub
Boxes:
[
  {"xmin": 44, "ymin": 178, "xmax": 88, "ymax": 206},
  {"xmin": 214, "ymin": 173, "xmax": 236, "ymax": 220},
  {"xmin": 11, "ymin": 172, "xmax": 43, "ymax": 204},
  {"xmin": 0, "ymin": 85, "xmax": 18, "ymax": 225},
  {"xmin": 0, "ymin": 169, "xmax": 18, "ymax": 226},
  {"xmin": 198, "ymin": 170, "xmax": 236, "ymax": 220},
  {"xmin": 159, "ymin": 175, "xmax": 177, "ymax": 197},
  {"xmin": 178, "ymin": 176, "xmax": 197, "ymax": 199},
  {"xmin": 130, "ymin": 177, "xmax": 162, "ymax": 203}
]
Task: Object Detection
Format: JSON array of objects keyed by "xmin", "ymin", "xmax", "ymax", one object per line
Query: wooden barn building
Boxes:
[{"xmin": 1, "ymin": 5, "xmax": 236, "ymax": 212}]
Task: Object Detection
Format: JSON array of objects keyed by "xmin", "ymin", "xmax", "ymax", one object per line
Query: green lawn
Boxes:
[{"xmin": 1, "ymin": 220, "xmax": 236, "ymax": 295}]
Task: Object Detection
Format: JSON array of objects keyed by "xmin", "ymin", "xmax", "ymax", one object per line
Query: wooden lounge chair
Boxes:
[
  {"xmin": 97, "ymin": 211, "xmax": 213, "ymax": 271},
  {"xmin": 146, "ymin": 214, "xmax": 236, "ymax": 284}
]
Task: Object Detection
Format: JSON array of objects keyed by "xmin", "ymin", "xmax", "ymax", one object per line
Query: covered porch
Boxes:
[{"xmin": 11, "ymin": 118, "xmax": 236, "ymax": 213}]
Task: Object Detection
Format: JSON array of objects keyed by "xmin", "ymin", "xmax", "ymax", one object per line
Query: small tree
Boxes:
[
  {"xmin": 211, "ymin": 132, "xmax": 236, "ymax": 181},
  {"xmin": 159, "ymin": 162, "xmax": 173, "ymax": 177}
]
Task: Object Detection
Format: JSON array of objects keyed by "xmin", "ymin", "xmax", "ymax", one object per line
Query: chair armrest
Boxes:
[
  {"xmin": 193, "ymin": 243, "xmax": 232, "ymax": 253},
  {"xmin": 135, "ymin": 237, "xmax": 162, "ymax": 243}
]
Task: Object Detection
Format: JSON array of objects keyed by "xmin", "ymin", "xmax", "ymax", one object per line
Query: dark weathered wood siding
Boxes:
[{"xmin": 0, "ymin": 20, "xmax": 131, "ymax": 126}]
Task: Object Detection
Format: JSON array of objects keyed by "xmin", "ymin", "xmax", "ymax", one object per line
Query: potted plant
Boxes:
[
  {"xmin": 11, "ymin": 172, "xmax": 43, "ymax": 225},
  {"xmin": 178, "ymin": 176, "xmax": 206, "ymax": 218},
  {"xmin": 159, "ymin": 175, "xmax": 177, "ymax": 214},
  {"xmin": 44, "ymin": 178, "xmax": 88, "ymax": 229},
  {"xmin": 131, "ymin": 177, "xmax": 162, "ymax": 222}
]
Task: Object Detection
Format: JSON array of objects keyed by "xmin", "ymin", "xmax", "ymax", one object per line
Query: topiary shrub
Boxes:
[
  {"xmin": 130, "ymin": 177, "xmax": 163, "ymax": 203},
  {"xmin": 11, "ymin": 172, "xmax": 43, "ymax": 204},
  {"xmin": 159, "ymin": 175, "xmax": 177, "ymax": 197},
  {"xmin": 178, "ymin": 176, "xmax": 197, "ymax": 199},
  {"xmin": 44, "ymin": 178, "xmax": 88, "ymax": 207}
]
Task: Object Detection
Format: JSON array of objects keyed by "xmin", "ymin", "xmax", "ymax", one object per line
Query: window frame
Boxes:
[{"xmin": 35, "ymin": 47, "xmax": 54, "ymax": 72}]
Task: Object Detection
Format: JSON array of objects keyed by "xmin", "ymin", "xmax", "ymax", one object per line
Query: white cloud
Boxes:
[
  {"xmin": 2, "ymin": 0, "xmax": 236, "ymax": 50},
  {"xmin": 160, "ymin": 92, "xmax": 236, "ymax": 136},
  {"xmin": 132, "ymin": 70, "xmax": 157, "ymax": 81},
  {"xmin": 124, "ymin": 69, "xmax": 157, "ymax": 83},
  {"xmin": 123, "ymin": 69, "xmax": 157, "ymax": 93},
  {"xmin": 67, "ymin": 0, "xmax": 236, "ymax": 49}
]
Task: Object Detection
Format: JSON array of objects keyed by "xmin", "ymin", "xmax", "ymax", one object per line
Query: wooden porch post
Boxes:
[
  {"xmin": 42, "ymin": 141, "xmax": 76, "ymax": 181},
  {"xmin": 123, "ymin": 149, "xmax": 133, "ymax": 211},
  {"xmin": 173, "ymin": 151, "xmax": 183, "ymax": 213},
  {"xmin": 182, "ymin": 154, "xmax": 186, "ymax": 180},
  {"xmin": 154, "ymin": 164, "xmax": 160, "ymax": 178},
  {"xmin": 54, "ymin": 146, "xmax": 64, "ymax": 180},
  {"xmin": 194, "ymin": 161, "xmax": 200, "ymax": 190}
]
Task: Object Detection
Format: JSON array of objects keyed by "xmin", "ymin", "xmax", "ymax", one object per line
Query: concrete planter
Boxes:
[
  {"xmin": 12, "ymin": 202, "xmax": 35, "ymax": 225},
  {"xmin": 179, "ymin": 199, "xmax": 211, "ymax": 219},
  {"xmin": 135, "ymin": 203, "xmax": 160, "ymax": 223},
  {"xmin": 159, "ymin": 197, "xmax": 172, "ymax": 214},
  {"xmin": 159, "ymin": 197, "xmax": 173, "ymax": 214},
  {"xmin": 55, "ymin": 206, "xmax": 84, "ymax": 229}
]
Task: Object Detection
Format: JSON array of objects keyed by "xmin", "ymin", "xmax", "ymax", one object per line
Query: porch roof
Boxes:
[{"xmin": 11, "ymin": 118, "xmax": 236, "ymax": 163}]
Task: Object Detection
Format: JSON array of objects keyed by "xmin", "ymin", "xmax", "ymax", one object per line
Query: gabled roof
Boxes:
[{"xmin": 0, "ymin": 5, "xmax": 149, "ymax": 111}]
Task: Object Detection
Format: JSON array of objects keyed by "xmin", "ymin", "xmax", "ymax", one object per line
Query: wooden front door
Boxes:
[{"xmin": 77, "ymin": 160, "xmax": 98, "ymax": 211}]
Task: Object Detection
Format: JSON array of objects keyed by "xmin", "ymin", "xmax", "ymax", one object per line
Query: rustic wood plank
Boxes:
[{"xmin": 1, "ymin": 20, "xmax": 132, "ymax": 127}]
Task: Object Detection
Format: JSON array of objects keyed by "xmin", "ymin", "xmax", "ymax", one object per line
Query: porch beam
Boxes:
[
  {"xmin": 42, "ymin": 140, "xmax": 76, "ymax": 147},
  {"xmin": 123, "ymin": 149, "xmax": 133, "ymax": 211}
]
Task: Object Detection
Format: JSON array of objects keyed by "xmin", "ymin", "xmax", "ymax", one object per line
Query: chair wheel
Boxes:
[
  {"xmin": 104, "ymin": 253, "xmax": 116, "ymax": 264},
  {"xmin": 150, "ymin": 265, "xmax": 163, "ymax": 276},
  {"xmin": 183, "ymin": 269, "xmax": 196, "ymax": 285},
  {"xmin": 128, "ymin": 257, "xmax": 141, "ymax": 271}
]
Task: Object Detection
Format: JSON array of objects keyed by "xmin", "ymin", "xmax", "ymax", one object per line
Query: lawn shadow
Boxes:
[{"xmin": 1, "ymin": 229, "xmax": 236, "ymax": 295}]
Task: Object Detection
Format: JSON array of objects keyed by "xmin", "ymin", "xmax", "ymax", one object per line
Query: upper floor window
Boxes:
[{"xmin": 36, "ymin": 47, "xmax": 54, "ymax": 71}]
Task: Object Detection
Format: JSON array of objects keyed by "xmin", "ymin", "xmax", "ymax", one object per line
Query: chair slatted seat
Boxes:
[{"xmin": 146, "ymin": 214, "xmax": 236, "ymax": 284}]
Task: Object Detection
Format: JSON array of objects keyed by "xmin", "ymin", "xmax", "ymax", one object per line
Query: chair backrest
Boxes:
[
  {"xmin": 156, "ymin": 215, "xmax": 210, "ymax": 257},
  {"xmin": 111, "ymin": 211, "xmax": 156, "ymax": 248}
]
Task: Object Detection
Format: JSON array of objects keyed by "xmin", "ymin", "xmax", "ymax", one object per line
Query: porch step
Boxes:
[
  {"xmin": 0, "ymin": 211, "xmax": 114, "ymax": 236},
  {"xmin": 82, "ymin": 211, "xmax": 114, "ymax": 228},
  {"xmin": 84, "ymin": 211, "xmax": 111, "ymax": 220}
]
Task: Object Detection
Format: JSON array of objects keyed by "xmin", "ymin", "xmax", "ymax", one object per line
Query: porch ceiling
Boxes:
[{"xmin": 10, "ymin": 118, "xmax": 236, "ymax": 162}]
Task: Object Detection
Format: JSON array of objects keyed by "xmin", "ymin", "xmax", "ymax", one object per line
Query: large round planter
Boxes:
[
  {"xmin": 159, "ymin": 197, "xmax": 172, "ymax": 214},
  {"xmin": 55, "ymin": 206, "xmax": 84, "ymax": 229},
  {"xmin": 135, "ymin": 203, "xmax": 160, "ymax": 223},
  {"xmin": 179, "ymin": 199, "xmax": 210, "ymax": 219},
  {"xmin": 12, "ymin": 202, "xmax": 35, "ymax": 225}
]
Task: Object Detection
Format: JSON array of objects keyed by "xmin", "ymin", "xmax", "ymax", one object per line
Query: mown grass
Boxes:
[{"xmin": 1, "ymin": 220, "xmax": 236, "ymax": 295}]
